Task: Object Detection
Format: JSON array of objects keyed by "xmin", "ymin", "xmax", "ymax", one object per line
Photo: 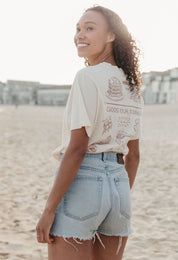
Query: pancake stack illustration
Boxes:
[{"xmin": 106, "ymin": 77, "xmax": 124, "ymax": 101}]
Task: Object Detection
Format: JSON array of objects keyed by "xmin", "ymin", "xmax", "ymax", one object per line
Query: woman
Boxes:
[{"xmin": 36, "ymin": 5, "xmax": 144, "ymax": 260}]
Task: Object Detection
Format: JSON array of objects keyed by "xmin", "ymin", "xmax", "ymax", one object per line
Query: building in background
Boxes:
[
  {"xmin": 0, "ymin": 67, "xmax": 178, "ymax": 106},
  {"xmin": 142, "ymin": 67, "xmax": 178, "ymax": 104},
  {"xmin": 37, "ymin": 84, "xmax": 71, "ymax": 106},
  {"xmin": 0, "ymin": 80, "xmax": 71, "ymax": 106},
  {"xmin": 2, "ymin": 80, "xmax": 39, "ymax": 105},
  {"xmin": 0, "ymin": 82, "xmax": 6, "ymax": 104}
]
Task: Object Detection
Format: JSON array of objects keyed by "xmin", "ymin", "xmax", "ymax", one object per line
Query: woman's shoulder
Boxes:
[
  {"xmin": 72, "ymin": 66, "xmax": 99, "ymax": 91},
  {"xmin": 75, "ymin": 63, "xmax": 104, "ymax": 79},
  {"xmin": 75, "ymin": 67, "xmax": 90, "ymax": 77}
]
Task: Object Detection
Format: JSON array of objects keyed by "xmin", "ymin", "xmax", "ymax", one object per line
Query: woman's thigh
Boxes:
[
  {"xmin": 48, "ymin": 236, "xmax": 93, "ymax": 260},
  {"xmin": 90, "ymin": 234, "xmax": 128, "ymax": 260}
]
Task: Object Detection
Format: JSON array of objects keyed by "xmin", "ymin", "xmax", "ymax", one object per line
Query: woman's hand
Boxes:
[{"xmin": 36, "ymin": 209, "xmax": 55, "ymax": 244}]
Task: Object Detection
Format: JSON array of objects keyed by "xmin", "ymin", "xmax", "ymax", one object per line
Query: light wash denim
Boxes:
[{"xmin": 50, "ymin": 151, "xmax": 132, "ymax": 255}]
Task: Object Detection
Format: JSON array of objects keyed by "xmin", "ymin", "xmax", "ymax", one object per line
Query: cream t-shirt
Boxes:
[{"xmin": 52, "ymin": 62, "xmax": 144, "ymax": 161}]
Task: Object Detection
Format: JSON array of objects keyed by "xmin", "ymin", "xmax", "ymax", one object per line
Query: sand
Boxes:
[{"xmin": 0, "ymin": 103, "xmax": 178, "ymax": 260}]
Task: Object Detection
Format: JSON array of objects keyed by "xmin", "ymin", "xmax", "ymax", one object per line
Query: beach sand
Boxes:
[{"xmin": 0, "ymin": 103, "xmax": 178, "ymax": 260}]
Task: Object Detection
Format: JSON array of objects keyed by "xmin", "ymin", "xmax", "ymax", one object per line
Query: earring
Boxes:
[{"xmin": 84, "ymin": 57, "xmax": 90, "ymax": 67}]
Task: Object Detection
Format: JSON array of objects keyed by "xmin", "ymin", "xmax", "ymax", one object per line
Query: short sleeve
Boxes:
[{"xmin": 69, "ymin": 70, "xmax": 98, "ymax": 137}]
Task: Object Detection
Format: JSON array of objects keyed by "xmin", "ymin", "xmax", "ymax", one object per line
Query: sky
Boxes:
[{"xmin": 0, "ymin": 0, "xmax": 178, "ymax": 85}]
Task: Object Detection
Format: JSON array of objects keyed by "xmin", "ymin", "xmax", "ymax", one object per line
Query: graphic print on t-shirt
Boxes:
[
  {"xmin": 117, "ymin": 117, "xmax": 130, "ymax": 128},
  {"xmin": 104, "ymin": 76, "xmax": 143, "ymax": 146},
  {"xmin": 102, "ymin": 116, "xmax": 112, "ymax": 134},
  {"xmin": 115, "ymin": 130, "xmax": 130, "ymax": 145},
  {"xmin": 133, "ymin": 118, "xmax": 140, "ymax": 135},
  {"xmin": 105, "ymin": 77, "xmax": 124, "ymax": 101},
  {"xmin": 87, "ymin": 135, "xmax": 112, "ymax": 153},
  {"xmin": 97, "ymin": 135, "xmax": 112, "ymax": 144}
]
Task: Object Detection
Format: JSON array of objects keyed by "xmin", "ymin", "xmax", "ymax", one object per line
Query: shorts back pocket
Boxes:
[
  {"xmin": 64, "ymin": 175, "xmax": 103, "ymax": 221},
  {"xmin": 114, "ymin": 177, "xmax": 131, "ymax": 220}
]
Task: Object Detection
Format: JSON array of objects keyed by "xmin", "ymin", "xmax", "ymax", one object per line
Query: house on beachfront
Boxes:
[
  {"xmin": 0, "ymin": 80, "xmax": 71, "ymax": 106},
  {"xmin": 142, "ymin": 67, "xmax": 178, "ymax": 104},
  {"xmin": 0, "ymin": 82, "xmax": 6, "ymax": 104},
  {"xmin": 37, "ymin": 84, "xmax": 71, "ymax": 106},
  {"xmin": 2, "ymin": 80, "xmax": 39, "ymax": 105}
]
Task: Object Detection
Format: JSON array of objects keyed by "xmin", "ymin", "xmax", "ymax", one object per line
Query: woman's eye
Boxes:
[
  {"xmin": 76, "ymin": 27, "xmax": 93, "ymax": 33},
  {"xmin": 87, "ymin": 27, "xmax": 93, "ymax": 31}
]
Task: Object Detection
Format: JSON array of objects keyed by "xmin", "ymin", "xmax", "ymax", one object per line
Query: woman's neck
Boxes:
[{"xmin": 87, "ymin": 50, "xmax": 116, "ymax": 67}]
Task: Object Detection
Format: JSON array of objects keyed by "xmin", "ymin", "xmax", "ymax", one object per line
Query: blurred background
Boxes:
[
  {"xmin": 0, "ymin": 0, "xmax": 178, "ymax": 259},
  {"xmin": 0, "ymin": 0, "xmax": 178, "ymax": 105}
]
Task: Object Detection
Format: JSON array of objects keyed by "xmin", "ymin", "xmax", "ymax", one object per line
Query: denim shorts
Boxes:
[{"xmin": 50, "ymin": 151, "xmax": 132, "ymax": 244}]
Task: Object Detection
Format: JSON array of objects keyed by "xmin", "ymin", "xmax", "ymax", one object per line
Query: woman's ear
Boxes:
[{"xmin": 107, "ymin": 32, "xmax": 116, "ymax": 43}]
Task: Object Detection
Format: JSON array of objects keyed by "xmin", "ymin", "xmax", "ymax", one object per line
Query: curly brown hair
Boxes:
[{"xmin": 84, "ymin": 5, "xmax": 143, "ymax": 92}]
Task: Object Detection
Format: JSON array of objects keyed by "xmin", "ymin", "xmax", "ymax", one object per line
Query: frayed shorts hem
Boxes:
[
  {"xmin": 49, "ymin": 231, "xmax": 97, "ymax": 241},
  {"xmin": 49, "ymin": 230, "xmax": 128, "ymax": 255},
  {"xmin": 50, "ymin": 228, "xmax": 132, "ymax": 240},
  {"xmin": 97, "ymin": 228, "xmax": 132, "ymax": 237}
]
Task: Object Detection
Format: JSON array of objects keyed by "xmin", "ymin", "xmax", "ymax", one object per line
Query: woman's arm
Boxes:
[
  {"xmin": 45, "ymin": 127, "xmax": 89, "ymax": 213},
  {"xmin": 124, "ymin": 139, "xmax": 140, "ymax": 189},
  {"xmin": 36, "ymin": 127, "xmax": 89, "ymax": 244}
]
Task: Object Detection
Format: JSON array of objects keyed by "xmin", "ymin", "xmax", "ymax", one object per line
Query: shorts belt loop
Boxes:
[
  {"xmin": 101, "ymin": 152, "xmax": 104, "ymax": 161},
  {"xmin": 103, "ymin": 152, "xmax": 107, "ymax": 162}
]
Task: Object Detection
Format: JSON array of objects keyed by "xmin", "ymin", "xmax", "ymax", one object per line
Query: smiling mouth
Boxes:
[{"xmin": 77, "ymin": 43, "xmax": 90, "ymax": 48}]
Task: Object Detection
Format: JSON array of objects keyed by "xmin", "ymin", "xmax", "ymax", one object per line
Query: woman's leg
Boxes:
[
  {"xmin": 48, "ymin": 236, "xmax": 93, "ymax": 260},
  {"xmin": 90, "ymin": 234, "xmax": 128, "ymax": 260}
]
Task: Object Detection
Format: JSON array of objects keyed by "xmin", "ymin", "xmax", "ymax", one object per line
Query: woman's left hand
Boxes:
[{"xmin": 36, "ymin": 209, "xmax": 55, "ymax": 244}]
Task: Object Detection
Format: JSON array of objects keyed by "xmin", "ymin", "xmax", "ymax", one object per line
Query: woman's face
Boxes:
[{"xmin": 74, "ymin": 10, "xmax": 114, "ymax": 61}]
